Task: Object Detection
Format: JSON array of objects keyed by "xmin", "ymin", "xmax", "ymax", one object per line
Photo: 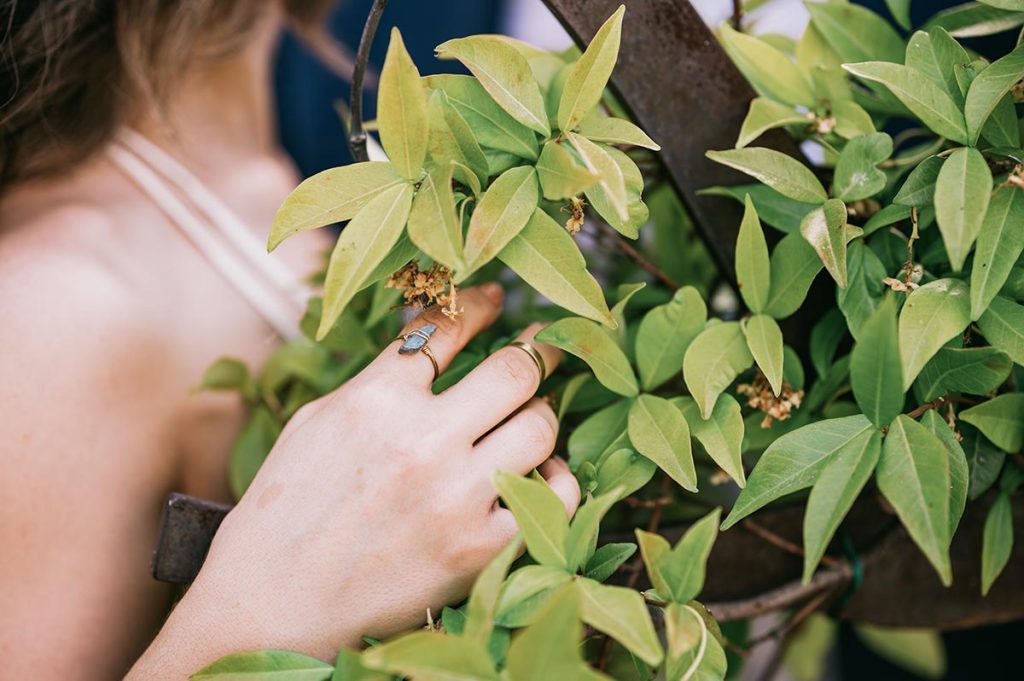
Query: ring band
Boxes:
[
  {"xmin": 395, "ymin": 324, "xmax": 440, "ymax": 381},
  {"xmin": 508, "ymin": 340, "xmax": 546, "ymax": 382}
]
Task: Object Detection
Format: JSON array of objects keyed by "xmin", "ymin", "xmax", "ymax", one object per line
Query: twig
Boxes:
[
  {"xmin": 742, "ymin": 518, "xmax": 842, "ymax": 569},
  {"xmin": 705, "ymin": 561, "xmax": 852, "ymax": 623},
  {"xmin": 746, "ymin": 587, "xmax": 834, "ymax": 649},
  {"xmin": 731, "ymin": 0, "xmax": 743, "ymax": 30},
  {"xmin": 348, "ymin": 0, "xmax": 391, "ymax": 162},
  {"xmin": 591, "ymin": 219, "xmax": 680, "ymax": 289}
]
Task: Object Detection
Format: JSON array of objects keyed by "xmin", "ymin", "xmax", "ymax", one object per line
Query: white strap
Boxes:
[
  {"xmin": 106, "ymin": 144, "xmax": 303, "ymax": 340},
  {"xmin": 115, "ymin": 128, "xmax": 313, "ymax": 309}
]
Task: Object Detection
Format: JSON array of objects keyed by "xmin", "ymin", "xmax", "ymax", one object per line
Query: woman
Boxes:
[{"xmin": 0, "ymin": 1, "xmax": 580, "ymax": 678}]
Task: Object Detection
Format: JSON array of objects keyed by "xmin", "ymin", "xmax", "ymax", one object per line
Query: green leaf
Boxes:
[
  {"xmin": 743, "ymin": 314, "xmax": 785, "ymax": 396},
  {"xmin": 568, "ymin": 132, "xmax": 629, "ymax": 223},
  {"xmin": 802, "ymin": 428, "xmax": 881, "ymax": 583},
  {"xmin": 894, "ymin": 156, "xmax": 944, "ymax": 207},
  {"xmin": 426, "ymin": 90, "xmax": 489, "ymax": 188},
  {"xmin": 628, "ymin": 394, "xmax": 697, "ymax": 491},
  {"xmin": 981, "ymin": 93, "xmax": 1020, "ymax": 147},
  {"xmin": 363, "ymin": 631, "xmax": 497, "ymax": 681},
  {"xmin": 634, "ymin": 530, "xmax": 673, "ymax": 599},
  {"xmin": 659, "ymin": 508, "xmax": 721, "ymax": 604},
  {"xmin": 636, "ymin": 286, "xmax": 708, "ymax": 390},
  {"xmin": 577, "ymin": 116, "xmax": 660, "ymax": 150},
  {"xmin": 853, "ymin": 626, "xmax": 946, "ymax": 680},
  {"xmin": 898, "ymin": 278, "xmax": 972, "ymax": 390},
  {"xmin": 426, "ymin": 75, "xmax": 538, "ymax": 160},
  {"xmin": 807, "ymin": 1, "xmax": 905, "ymax": 64},
  {"xmin": 535, "ymin": 141, "xmax": 598, "ymax": 200},
  {"xmin": 877, "ymin": 415, "xmax": 954, "ymax": 585},
  {"xmin": 920, "ymin": 410, "xmax": 969, "ymax": 537},
  {"xmin": 407, "ymin": 164, "xmax": 464, "ymax": 271},
  {"xmin": 567, "ymin": 398, "xmax": 631, "ymax": 469},
  {"xmin": 584, "ymin": 543, "xmax": 637, "ymax": 582},
  {"xmin": 558, "ymin": 6, "xmax": 624, "ymax": 131},
  {"xmin": 834, "ymin": 99, "xmax": 878, "ymax": 139},
  {"xmin": 915, "ymin": 346, "xmax": 1013, "ymax": 402},
  {"xmin": 933, "ymin": 147, "xmax": 993, "ymax": 271},
  {"xmin": 736, "ymin": 195, "xmax": 771, "ymax": 313},
  {"xmin": 982, "ymin": 492, "xmax": 1014, "ymax": 595},
  {"xmin": 503, "ymin": 585, "xmax": 588, "ymax": 681},
  {"xmin": 199, "ymin": 358, "xmax": 251, "ymax": 393},
  {"xmin": 924, "ymin": 3, "xmax": 1024, "ymax": 38},
  {"xmin": 538, "ymin": 318, "xmax": 638, "ymax": 397},
  {"xmin": 464, "ymin": 538, "xmax": 521, "ymax": 649},
  {"xmin": 706, "ymin": 148, "xmax": 827, "ymax": 203},
  {"xmin": 736, "ymin": 98, "xmax": 809, "ymax": 148},
  {"xmin": 978, "ymin": 296, "xmax": 1024, "ymax": 366},
  {"xmin": 764, "ymin": 232, "xmax": 825, "ymax": 319},
  {"xmin": 318, "ymin": 183, "xmax": 413, "ymax": 339},
  {"xmin": 799, "ymin": 198, "xmax": 862, "ymax": 289},
  {"xmin": 700, "ymin": 183, "xmax": 817, "ymax": 233},
  {"xmin": 905, "ymin": 29, "xmax": 969, "ymax": 105},
  {"xmin": 332, "ymin": 649, "xmax": 391, "ymax": 681},
  {"xmin": 378, "ymin": 29, "xmax": 429, "ymax": 181},
  {"xmin": 971, "ymin": 187, "xmax": 1024, "ymax": 319},
  {"xmin": 837, "ymin": 240, "xmax": 887, "ymax": 340},
  {"xmin": 960, "ymin": 394, "xmax": 1024, "ymax": 452},
  {"xmin": 578, "ymin": 578, "xmax": 663, "ymax": 667},
  {"xmin": 833, "ymin": 133, "xmax": 893, "ymax": 202},
  {"xmin": 565, "ymin": 489, "xmax": 620, "ymax": 572},
  {"xmin": 492, "ymin": 470, "xmax": 569, "ymax": 569},
  {"xmin": 436, "ymin": 37, "xmax": 549, "ymax": 135},
  {"xmin": 886, "ymin": 0, "xmax": 912, "ymax": 29},
  {"xmin": 228, "ymin": 407, "xmax": 281, "ymax": 500},
  {"xmin": 683, "ymin": 321, "xmax": 755, "ymax": 419},
  {"xmin": 675, "ymin": 395, "xmax": 747, "ymax": 488},
  {"xmin": 584, "ymin": 144, "xmax": 648, "ymax": 238},
  {"xmin": 843, "ymin": 62, "xmax": 968, "ymax": 143},
  {"xmin": 191, "ymin": 651, "xmax": 333, "ymax": 680},
  {"xmin": 268, "ymin": 161, "xmax": 404, "ymax": 251},
  {"xmin": 722, "ymin": 415, "xmax": 873, "ymax": 529},
  {"xmin": 850, "ymin": 295, "xmax": 903, "ymax": 428},
  {"xmin": 462, "ymin": 166, "xmax": 538, "ymax": 276},
  {"xmin": 595, "ymin": 448, "xmax": 657, "ymax": 499},
  {"xmin": 494, "ymin": 565, "xmax": 572, "ymax": 628},
  {"xmin": 965, "ymin": 42, "xmax": 1024, "ymax": 144},
  {"xmin": 963, "ymin": 425, "xmax": 1007, "ymax": 500},
  {"xmin": 718, "ymin": 22, "xmax": 815, "ymax": 106},
  {"xmin": 498, "ymin": 208, "xmax": 612, "ymax": 325}
]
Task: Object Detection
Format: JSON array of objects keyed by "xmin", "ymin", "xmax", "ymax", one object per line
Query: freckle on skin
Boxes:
[{"xmin": 256, "ymin": 481, "xmax": 284, "ymax": 509}]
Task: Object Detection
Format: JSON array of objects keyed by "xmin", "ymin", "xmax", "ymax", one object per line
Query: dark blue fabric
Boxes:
[{"xmin": 274, "ymin": 0, "xmax": 502, "ymax": 179}]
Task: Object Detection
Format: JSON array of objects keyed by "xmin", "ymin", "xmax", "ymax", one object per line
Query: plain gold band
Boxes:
[{"xmin": 508, "ymin": 340, "xmax": 546, "ymax": 383}]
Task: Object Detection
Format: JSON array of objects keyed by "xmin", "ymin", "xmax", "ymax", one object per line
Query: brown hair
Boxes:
[{"xmin": 0, "ymin": 0, "xmax": 335, "ymax": 188}]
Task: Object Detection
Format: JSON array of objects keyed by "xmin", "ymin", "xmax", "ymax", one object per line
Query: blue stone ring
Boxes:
[{"xmin": 395, "ymin": 323, "xmax": 440, "ymax": 381}]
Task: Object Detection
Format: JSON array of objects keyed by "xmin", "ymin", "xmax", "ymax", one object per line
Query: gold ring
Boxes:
[
  {"xmin": 508, "ymin": 340, "xmax": 546, "ymax": 382},
  {"xmin": 395, "ymin": 324, "xmax": 440, "ymax": 381}
]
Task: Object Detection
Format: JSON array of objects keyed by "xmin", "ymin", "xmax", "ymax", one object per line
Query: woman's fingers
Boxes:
[
  {"xmin": 474, "ymin": 398, "xmax": 557, "ymax": 476},
  {"xmin": 439, "ymin": 323, "xmax": 562, "ymax": 437},
  {"xmin": 366, "ymin": 283, "xmax": 503, "ymax": 387}
]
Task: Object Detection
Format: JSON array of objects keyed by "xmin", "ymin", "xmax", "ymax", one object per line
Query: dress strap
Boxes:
[{"xmin": 106, "ymin": 141, "xmax": 306, "ymax": 340}]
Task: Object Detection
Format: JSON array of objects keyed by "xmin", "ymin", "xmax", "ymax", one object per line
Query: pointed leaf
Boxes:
[
  {"xmin": 920, "ymin": 409, "xmax": 969, "ymax": 537},
  {"xmin": 684, "ymin": 321, "xmax": 754, "ymax": 419},
  {"xmin": 736, "ymin": 195, "xmax": 771, "ymax": 313},
  {"xmin": 982, "ymin": 492, "xmax": 1014, "ymax": 595},
  {"xmin": 535, "ymin": 141, "xmax": 598, "ymax": 200},
  {"xmin": 558, "ymin": 6, "xmax": 624, "ymax": 131},
  {"xmin": 378, "ymin": 29, "xmax": 429, "ymax": 180},
  {"xmin": 978, "ymin": 296, "xmax": 1024, "ymax": 366},
  {"xmin": 971, "ymin": 187, "xmax": 1024, "ymax": 319},
  {"xmin": 565, "ymin": 489, "xmax": 621, "ymax": 572},
  {"xmin": 569, "ymin": 132, "xmax": 629, "ymax": 222},
  {"xmin": 877, "ymin": 415, "xmax": 954, "ymax": 585},
  {"xmin": 436, "ymin": 37, "xmax": 549, "ymax": 135},
  {"xmin": 494, "ymin": 565, "xmax": 573, "ymax": 628},
  {"xmin": 706, "ymin": 148, "xmax": 827, "ymax": 203},
  {"xmin": 578, "ymin": 116, "xmax": 660, "ymax": 150},
  {"xmin": 636, "ymin": 286, "xmax": 708, "ymax": 390},
  {"xmin": 965, "ymin": 41, "xmax": 1024, "ymax": 144},
  {"xmin": 268, "ymin": 162, "xmax": 404, "ymax": 251},
  {"xmin": 192, "ymin": 651, "xmax": 333, "ymax": 680},
  {"xmin": 584, "ymin": 543, "xmax": 637, "ymax": 582},
  {"xmin": 579, "ymin": 578, "xmax": 663, "ymax": 667},
  {"xmin": 363, "ymin": 631, "xmax": 497, "ymax": 681},
  {"xmin": 464, "ymin": 537, "xmax": 521, "ymax": 648},
  {"xmin": 894, "ymin": 156, "xmax": 944, "ymax": 207},
  {"xmin": 628, "ymin": 394, "xmax": 697, "ymax": 491},
  {"xmin": 722, "ymin": 415, "xmax": 874, "ymax": 529},
  {"xmin": 634, "ymin": 529, "xmax": 673, "ymax": 598},
  {"xmin": 493, "ymin": 470, "xmax": 569, "ymax": 569},
  {"xmin": 933, "ymin": 147, "xmax": 992, "ymax": 271},
  {"xmin": 915, "ymin": 346, "xmax": 1013, "ymax": 402},
  {"xmin": 898, "ymin": 278, "xmax": 971, "ymax": 390},
  {"xmin": 743, "ymin": 314, "xmax": 785, "ymax": 396},
  {"xmin": 799, "ymin": 198, "xmax": 862, "ymax": 289},
  {"xmin": 504, "ymin": 585, "xmax": 585, "ymax": 681},
  {"xmin": 764, "ymin": 232, "xmax": 824, "ymax": 319},
  {"xmin": 853, "ymin": 625, "xmax": 946, "ymax": 680},
  {"xmin": 426, "ymin": 90, "xmax": 488, "ymax": 187},
  {"xmin": 594, "ymin": 448, "xmax": 657, "ymax": 499},
  {"xmin": 833, "ymin": 133, "xmax": 892, "ymax": 202},
  {"xmin": 661, "ymin": 508, "xmax": 721, "ymax": 604},
  {"xmin": 719, "ymin": 22, "xmax": 815, "ymax": 106},
  {"xmin": 408, "ymin": 163, "xmax": 464, "ymax": 271},
  {"xmin": 960, "ymin": 394, "xmax": 1024, "ymax": 452},
  {"xmin": 850, "ymin": 295, "xmax": 904, "ymax": 428},
  {"xmin": 843, "ymin": 62, "xmax": 968, "ymax": 143},
  {"xmin": 802, "ymin": 428, "xmax": 881, "ymax": 583},
  {"xmin": 675, "ymin": 395, "xmax": 747, "ymax": 488},
  {"xmin": 537, "ymin": 318, "xmax": 638, "ymax": 397},
  {"xmin": 807, "ymin": 2, "xmax": 905, "ymax": 63},
  {"xmin": 463, "ymin": 166, "xmax": 538, "ymax": 275},
  {"xmin": 736, "ymin": 98, "xmax": 809, "ymax": 148},
  {"xmin": 318, "ymin": 183, "xmax": 413, "ymax": 339}
]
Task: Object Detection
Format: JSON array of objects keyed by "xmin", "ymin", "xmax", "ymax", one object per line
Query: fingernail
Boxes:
[{"xmin": 480, "ymin": 282, "xmax": 503, "ymax": 304}]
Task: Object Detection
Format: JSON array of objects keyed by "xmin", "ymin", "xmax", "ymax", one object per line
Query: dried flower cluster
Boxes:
[
  {"xmin": 564, "ymin": 196, "xmax": 586, "ymax": 235},
  {"xmin": 737, "ymin": 372, "xmax": 804, "ymax": 429},
  {"xmin": 387, "ymin": 261, "xmax": 463, "ymax": 319}
]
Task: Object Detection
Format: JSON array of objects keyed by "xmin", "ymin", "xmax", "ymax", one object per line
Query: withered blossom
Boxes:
[
  {"xmin": 737, "ymin": 372, "xmax": 804, "ymax": 429},
  {"xmin": 387, "ymin": 260, "xmax": 463, "ymax": 319}
]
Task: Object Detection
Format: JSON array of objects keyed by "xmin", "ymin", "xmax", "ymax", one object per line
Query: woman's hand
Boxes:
[{"xmin": 131, "ymin": 283, "xmax": 579, "ymax": 675}]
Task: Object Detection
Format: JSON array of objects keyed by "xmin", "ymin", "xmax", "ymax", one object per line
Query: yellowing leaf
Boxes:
[
  {"xmin": 363, "ymin": 631, "xmax": 498, "ymax": 681},
  {"xmin": 319, "ymin": 183, "xmax": 413, "ymax": 339},
  {"xmin": 578, "ymin": 578, "xmax": 663, "ymax": 667},
  {"xmin": 743, "ymin": 314, "xmax": 785, "ymax": 397},
  {"xmin": 799, "ymin": 199, "xmax": 862, "ymax": 289},
  {"xmin": 268, "ymin": 161, "xmax": 403, "ymax": 251},
  {"xmin": 719, "ymin": 22, "xmax": 815, "ymax": 106},
  {"xmin": 535, "ymin": 141, "xmax": 599, "ymax": 200},
  {"xmin": 378, "ymin": 29, "xmax": 428, "ymax": 180},
  {"xmin": 636, "ymin": 286, "xmax": 707, "ymax": 391},
  {"xmin": 568, "ymin": 132, "xmax": 629, "ymax": 222},
  {"xmin": 407, "ymin": 164, "xmax": 463, "ymax": 271},
  {"xmin": 578, "ymin": 115, "xmax": 660, "ymax": 150},
  {"xmin": 192, "ymin": 650, "xmax": 333, "ymax": 680},
  {"xmin": 683, "ymin": 321, "xmax": 754, "ymax": 419},
  {"xmin": 493, "ymin": 471, "xmax": 569, "ymax": 569},
  {"xmin": 558, "ymin": 6, "xmax": 625, "ymax": 131},
  {"xmin": 675, "ymin": 395, "xmax": 747, "ymax": 488},
  {"xmin": 436, "ymin": 36, "xmax": 550, "ymax": 135},
  {"xmin": 736, "ymin": 98, "xmax": 809, "ymax": 148},
  {"xmin": 538, "ymin": 318, "xmax": 638, "ymax": 397},
  {"xmin": 628, "ymin": 394, "xmax": 697, "ymax": 491},
  {"xmin": 706, "ymin": 148, "xmax": 827, "ymax": 203},
  {"xmin": 462, "ymin": 166, "xmax": 538, "ymax": 276}
]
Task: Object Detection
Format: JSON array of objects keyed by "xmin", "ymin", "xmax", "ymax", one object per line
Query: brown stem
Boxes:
[
  {"xmin": 705, "ymin": 561, "xmax": 852, "ymax": 623},
  {"xmin": 731, "ymin": 0, "xmax": 743, "ymax": 30},
  {"xmin": 591, "ymin": 219, "xmax": 681, "ymax": 289},
  {"xmin": 348, "ymin": 0, "xmax": 390, "ymax": 162},
  {"xmin": 746, "ymin": 587, "xmax": 834, "ymax": 649}
]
